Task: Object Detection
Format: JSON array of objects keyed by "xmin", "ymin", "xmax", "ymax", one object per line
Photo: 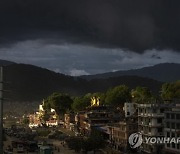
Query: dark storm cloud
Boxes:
[{"xmin": 0, "ymin": 0, "xmax": 180, "ymax": 52}]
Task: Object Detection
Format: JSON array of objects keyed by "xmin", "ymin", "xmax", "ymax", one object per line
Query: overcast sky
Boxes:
[{"xmin": 0, "ymin": 0, "xmax": 180, "ymax": 76}]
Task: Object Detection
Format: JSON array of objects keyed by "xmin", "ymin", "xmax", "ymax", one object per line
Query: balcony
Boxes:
[
  {"xmin": 157, "ymin": 132, "xmax": 164, "ymax": 136},
  {"xmin": 138, "ymin": 113, "xmax": 144, "ymax": 116},
  {"xmin": 149, "ymin": 123, "xmax": 162, "ymax": 127},
  {"xmin": 148, "ymin": 113, "xmax": 164, "ymax": 117}
]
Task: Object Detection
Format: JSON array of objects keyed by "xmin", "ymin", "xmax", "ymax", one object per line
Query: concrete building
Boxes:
[
  {"xmin": 64, "ymin": 113, "xmax": 75, "ymax": 131},
  {"xmin": 164, "ymin": 103, "xmax": 180, "ymax": 154},
  {"xmin": 109, "ymin": 117, "xmax": 138, "ymax": 152},
  {"xmin": 138, "ymin": 103, "xmax": 167, "ymax": 154},
  {"xmin": 75, "ymin": 105, "xmax": 121, "ymax": 136},
  {"xmin": 123, "ymin": 103, "xmax": 137, "ymax": 117},
  {"xmin": 29, "ymin": 113, "xmax": 41, "ymax": 128},
  {"xmin": 75, "ymin": 111, "xmax": 86, "ymax": 135},
  {"xmin": 29, "ymin": 100, "xmax": 58, "ymax": 128},
  {"xmin": 84, "ymin": 106, "xmax": 113, "ymax": 135}
]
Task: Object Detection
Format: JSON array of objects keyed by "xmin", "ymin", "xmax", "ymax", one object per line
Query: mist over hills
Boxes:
[
  {"xmin": 81, "ymin": 63, "xmax": 180, "ymax": 82},
  {"xmin": 0, "ymin": 60, "xmax": 165, "ymax": 102}
]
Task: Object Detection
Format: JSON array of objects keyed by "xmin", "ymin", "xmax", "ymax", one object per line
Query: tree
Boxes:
[
  {"xmin": 66, "ymin": 137, "xmax": 83, "ymax": 152},
  {"xmin": 66, "ymin": 131, "xmax": 105, "ymax": 154},
  {"xmin": 81, "ymin": 130, "xmax": 105, "ymax": 153},
  {"xmin": 161, "ymin": 81, "xmax": 180, "ymax": 100},
  {"xmin": 131, "ymin": 86, "xmax": 153, "ymax": 103},
  {"xmin": 81, "ymin": 138, "xmax": 94, "ymax": 153},
  {"xmin": 43, "ymin": 98, "xmax": 51, "ymax": 111},
  {"xmin": 105, "ymin": 85, "xmax": 131, "ymax": 107},
  {"xmin": 22, "ymin": 118, "xmax": 29, "ymax": 125},
  {"xmin": 45, "ymin": 92, "xmax": 73, "ymax": 116},
  {"xmin": 88, "ymin": 130, "xmax": 105, "ymax": 153},
  {"xmin": 41, "ymin": 111, "xmax": 50, "ymax": 123},
  {"xmin": 72, "ymin": 94, "xmax": 91, "ymax": 112}
]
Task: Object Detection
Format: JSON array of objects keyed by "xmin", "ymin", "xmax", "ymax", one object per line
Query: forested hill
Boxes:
[
  {"xmin": 81, "ymin": 63, "xmax": 180, "ymax": 82},
  {"xmin": 3, "ymin": 63, "xmax": 162, "ymax": 102},
  {"xmin": 0, "ymin": 59, "xmax": 15, "ymax": 66}
]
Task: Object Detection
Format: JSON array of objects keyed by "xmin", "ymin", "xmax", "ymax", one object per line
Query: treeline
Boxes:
[{"xmin": 43, "ymin": 81, "xmax": 180, "ymax": 114}]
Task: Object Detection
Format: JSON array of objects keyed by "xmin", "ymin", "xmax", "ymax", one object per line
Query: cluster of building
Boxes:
[
  {"xmin": 28, "ymin": 100, "xmax": 58, "ymax": 128},
  {"xmin": 28, "ymin": 97, "xmax": 180, "ymax": 154}
]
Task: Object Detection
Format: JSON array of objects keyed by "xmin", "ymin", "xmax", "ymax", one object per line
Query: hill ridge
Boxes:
[{"xmin": 80, "ymin": 63, "xmax": 180, "ymax": 82}]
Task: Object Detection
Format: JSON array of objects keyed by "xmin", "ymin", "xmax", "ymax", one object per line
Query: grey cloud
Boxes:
[{"xmin": 0, "ymin": 40, "xmax": 180, "ymax": 75}]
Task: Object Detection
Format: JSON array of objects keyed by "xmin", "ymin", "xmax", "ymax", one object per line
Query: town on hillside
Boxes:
[{"xmin": 2, "ymin": 81, "xmax": 180, "ymax": 154}]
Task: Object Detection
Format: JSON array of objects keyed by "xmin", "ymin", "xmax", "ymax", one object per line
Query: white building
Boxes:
[{"xmin": 123, "ymin": 103, "xmax": 137, "ymax": 117}]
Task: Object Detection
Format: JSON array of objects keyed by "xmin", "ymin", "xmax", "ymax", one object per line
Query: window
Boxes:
[
  {"xmin": 152, "ymin": 109, "xmax": 156, "ymax": 113},
  {"xmin": 167, "ymin": 132, "xmax": 170, "ymax": 137},
  {"xmin": 177, "ymin": 143, "xmax": 180, "ymax": 149},
  {"xmin": 122, "ymin": 126, "xmax": 125, "ymax": 131},
  {"xmin": 171, "ymin": 132, "xmax": 175, "ymax": 137},
  {"xmin": 160, "ymin": 108, "xmax": 164, "ymax": 113},
  {"xmin": 166, "ymin": 122, "xmax": 170, "ymax": 128},
  {"xmin": 171, "ymin": 114, "xmax": 175, "ymax": 119},
  {"xmin": 172, "ymin": 143, "xmax": 176, "ymax": 149},
  {"xmin": 177, "ymin": 123, "xmax": 180, "ymax": 129},
  {"xmin": 172, "ymin": 123, "xmax": 175, "ymax": 129},
  {"xmin": 166, "ymin": 113, "xmax": 170, "ymax": 119},
  {"xmin": 158, "ymin": 128, "xmax": 162, "ymax": 133},
  {"xmin": 176, "ymin": 114, "xmax": 180, "ymax": 120},
  {"xmin": 157, "ymin": 118, "xmax": 162, "ymax": 124}
]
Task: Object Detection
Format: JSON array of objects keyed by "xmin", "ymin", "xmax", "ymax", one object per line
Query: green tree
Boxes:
[
  {"xmin": 89, "ymin": 130, "xmax": 105, "ymax": 153},
  {"xmin": 66, "ymin": 137, "xmax": 83, "ymax": 152},
  {"xmin": 22, "ymin": 118, "xmax": 30, "ymax": 125},
  {"xmin": 72, "ymin": 94, "xmax": 91, "ymax": 112},
  {"xmin": 82, "ymin": 138, "xmax": 94, "ymax": 153},
  {"xmin": 131, "ymin": 86, "xmax": 153, "ymax": 103},
  {"xmin": 105, "ymin": 85, "xmax": 131, "ymax": 107},
  {"xmin": 81, "ymin": 130, "xmax": 105, "ymax": 153},
  {"xmin": 43, "ymin": 98, "xmax": 51, "ymax": 111},
  {"xmin": 161, "ymin": 81, "xmax": 180, "ymax": 100},
  {"xmin": 46, "ymin": 92, "xmax": 73, "ymax": 116},
  {"xmin": 42, "ymin": 111, "xmax": 50, "ymax": 123}
]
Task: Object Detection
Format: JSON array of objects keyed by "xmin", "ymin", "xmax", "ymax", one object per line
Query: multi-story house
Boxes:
[
  {"xmin": 29, "ymin": 100, "xmax": 58, "ymax": 128},
  {"xmin": 123, "ymin": 102, "xmax": 137, "ymax": 117},
  {"xmin": 109, "ymin": 116, "xmax": 138, "ymax": 152},
  {"xmin": 164, "ymin": 103, "xmax": 180, "ymax": 154},
  {"xmin": 64, "ymin": 112, "xmax": 75, "ymax": 131},
  {"xmin": 138, "ymin": 103, "xmax": 167, "ymax": 154},
  {"xmin": 75, "ymin": 111, "xmax": 86, "ymax": 135},
  {"xmin": 83, "ymin": 106, "xmax": 114, "ymax": 135},
  {"xmin": 75, "ymin": 96, "xmax": 121, "ymax": 136}
]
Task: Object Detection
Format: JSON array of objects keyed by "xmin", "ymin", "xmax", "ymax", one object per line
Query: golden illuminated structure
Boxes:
[{"xmin": 91, "ymin": 96, "xmax": 100, "ymax": 106}]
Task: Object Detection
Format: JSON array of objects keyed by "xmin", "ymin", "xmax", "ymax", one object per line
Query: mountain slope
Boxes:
[
  {"xmin": 81, "ymin": 63, "xmax": 180, "ymax": 82},
  {"xmin": 0, "ymin": 59, "xmax": 15, "ymax": 66},
  {"xmin": 3, "ymin": 63, "xmax": 162, "ymax": 102}
]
